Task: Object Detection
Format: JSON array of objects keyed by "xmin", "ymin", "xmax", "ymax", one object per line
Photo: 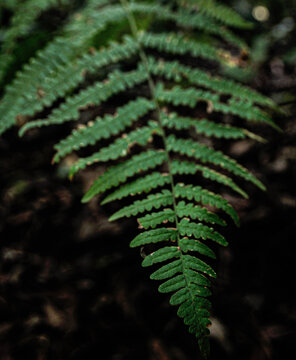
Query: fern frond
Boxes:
[
  {"xmin": 171, "ymin": 159, "xmax": 249, "ymax": 198},
  {"xmin": 178, "ymin": 218, "xmax": 227, "ymax": 246},
  {"xmin": 52, "ymin": 97, "xmax": 155, "ymax": 162},
  {"xmin": 174, "ymin": 183, "xmax": 239, "ymax": 225},
  {"xmin": 101, "ymin": 173, "xmax": 171, "ymax": 205},
  {"xmin": 19, "ymin": 66, "xmax": 148, "ymax": 135},
  {"xmin": 167, "ymin": 135, "xmax": 265, "ymax": 190},
  {"xmin": 141, "ymin": 246, "xmax": 180, "ymax": 266},
  {"xmin": 176, "ymin": 201, "xmax": 226, "ymax": 226},
  {"xmin": 0, "ymin": 0, "xmax": 72, "ymax": 82},
  {"xmin": 156, "ymin": 84, "xmax": 275, "ymax": 126},
  {"xmin": 148, "ymin": 57, "xmax": 274, "ymax": 108},
  {"xmin": 0, "ymin": 1, "xmax": 276, "ymax": 357},
  {"xmin": 173, "ymin": 8, "xmax": 247, "ymax": 50},
  {"xmin": 14, "ymin": 36, "xmax": 138, "ymax": 135},
  {"xmin": 138, "ymin": 209, "xmax": 176, "ymax": 229},
  {"xmin": 68, "ymin": 121, "xmax": 160, "ymax": 174},
  {"xmin": 130, "ymin": 228, "xmax": 178, "ymax": 247},
  {"xmin": 181, "ymin": 0, "xmax": 253, "ymax": 29},
  {"xmin": 138, "ymin": 201, "xmax": 226, "ymax": 229},
  {"xmin": 160, "ymin": 112, "xmax": 261, "ymax": 141},
  {"xmin": 179, "ymin": 238, "xmax": 216, "ymax": 259},
  {"xmin": 139, "ymin": 32, "xmax": 227, "ymax": 65},
  {"xmin": 110, "ymin": 190, "xmax": 174, "ymax": 221},
  {"xmin": 82, "ymin": 150, "xmax": 167, "ymax": 203}
]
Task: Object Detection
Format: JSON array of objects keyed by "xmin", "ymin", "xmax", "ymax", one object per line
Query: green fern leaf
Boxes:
[
  {"xmin": 142, "ymin": 246, "xmax": 180, "ymax": 267},
  {"xmin": 171, "ymin": 160, "xmax": 249, "ymax": 198},
  {"xmin": 173, "ymin": 8, "xmax": 247, "ymax": 49},
  {"xmin": 174, "ymin": 183, "xmax": 239, "ymax": 225},
  {"xmin": 52, "ymin": 98, "xmax": 155, "ymax": 163},
  {"xmin": 130, "ymin": 228, "xmax": 178, "ymax": 247},
  {"xmin": 182, "ymin": 254, "xmax": 216, "ymax": 278},
  {"xmin": 150, "ymin": 259, "xmax": 183, "ymax": 280},
  {"xmin": 0, "ymin": 0, "xmax": 72, "ymax": 82},
  {"xmin": 156, "ymin": 84, "xmax": 276, "ymax": 127},
  {"xmin": 178, "ymin": 218, "xmax": 227, "ymax": 246},
  {"xmin": 109, "ymin": 190, "xmax": 174, "ymax": 221},
  {"xmin": 0, "ymin": 1, "xmax": 276, "ymax": 357},
  {"xmin": 168, "ymin": 135, "xmax": 265, "ymax": 190},
  {"xmin": 82, "ymin": 150, "xmax": 166, "ymax": 203},
  {"xmin": 139, "ymin": 32, "xmax": 226, "ymax": 65},
  {"xmin": 161, "ymin": 112, "xmax": 260, "ymax": 140},
  {"xmin": 179, "ymin": 238, "xmax": 216, "ymax": 259},
  {"xmin": 181, "ymin": 0, "xmax": 253, "ymax": 29},
  {"xmin": 68, "ymin": 122, "xmax": 160, "ymax": 174},
  {"xmin": 176, "ymin": 201, "xmax": 226, "ymax": 226},
  {"xmin": 149, "ymin": 58, "xmax": 274, "ymax": 108},
  {"xmin": 20, "ymin": 67, "xmax": 149, "ymax": 135},
  {"xmin": 138, "ymin": 209, "xmax": 176, "ymax": 229},
  {"xmin": 101, "ymin": 173, "xmax": 171, "ymax": 205}
]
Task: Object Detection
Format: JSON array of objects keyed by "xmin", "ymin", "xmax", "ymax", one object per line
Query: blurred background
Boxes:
[{"xmin": 0, "ymin": 0, "xmax": 296, "ymax": 359}]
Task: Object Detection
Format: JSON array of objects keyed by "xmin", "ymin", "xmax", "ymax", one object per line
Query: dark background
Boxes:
[{"xmin": 1, "ymin": 1, "xmax": 296, "ymax": 359}]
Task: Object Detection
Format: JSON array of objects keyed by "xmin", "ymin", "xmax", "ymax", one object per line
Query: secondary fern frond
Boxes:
[
  {"xmin": 0, "ymin": 0, "xmax": 71, "ymax": 82},
  {"xmin": 181, "ymin": 0, "xmax": 253, "ymax": 29},
  {"xmin": 0, "ymin": 0, "xmax": 276, "ymax": 357}
]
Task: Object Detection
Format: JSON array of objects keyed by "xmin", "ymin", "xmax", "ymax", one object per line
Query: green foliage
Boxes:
[{"xmin": 0, "ymin": 0, "xmax": 276, "ymax": 358}]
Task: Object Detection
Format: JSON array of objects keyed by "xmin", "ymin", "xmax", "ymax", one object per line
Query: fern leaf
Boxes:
[
  {"xmin": 20, "ymin": 68, "xmax": 149, "ymax": 135},
  {"xmin": 109, "ymin": 190, "xmax": 173, "ymax": 221},
  {"xmin": 151, "ymin": 259, "xmax": 183, "ymax": 280},
  {"xmin": 0, "ymin": 0, "xmax": 72, "ymax": 82},
  {"xmin": 173, "ymin": 8, "xmax": 247, "ymax": 50},
  {"xmin": 52, "ymin": 98, "xmax": 155, "ymax": 163},
  {"xmin": 1, "ymin": 1, "xmax": 120, "ymax": 135},
  {"xmin": 171, "ymin": 159, "xmax": 249, "ymax": 198},
  {"xmin": 156, "ymin": 84, "xmax": 275, "ymax": 126},
  {"xmin": 179, "ymin": 238, "xmax": 216, "ymax": 259},
  {"xmin": 149, "ymin": 59, "xmax": 274, "ymax": 108},
  {"xmin": 139, "ymin": 32, "xmax": 226, "ymax": 65},
  {"xmin": 13, "ymin": 36, "xmax": 138, "ymax": 135},
  {"xmin": 68, "ymin": 122, "xmax": 160, "ymax": 174},
  {"xmin": 82, "ymin": 150, "xmax": 167, "ymax": 203},
  {"xmin": 174, "ymin": 183, "xmax": 239, "ymax": 225},
  {"xmin": 178, "ymin": 218, "xmax": 227, "ymax": 246},
  {"xmin": 138, "ymin": 209, "xmax": 176, "ymax": 229},
  {"xmin": 0, "ymin": 1, "xmax": 276, "ymax": 357},
  {"xmin": 176, "ymin": 201, "xmax": 226, "ymax": 226},
  {"xmin": 161, "ymin": 112, "xmax": 261, "ymax": 141},
  {"xmin": 142, "ymin": 246, "xmax": 180, "ymax": 267},
  {"xmin": 167, "ymin": 135, "xmax": 265, "ymax": 190},
  {"xmin": 130, "ymin": 228, "xmax": 178, "ymax": 247},
  {"xmin": 101, "ymin": 172, "xmax": 171, "ymax": 205},
  {"xmin": 139, "ymin": 243, "xmax": 215, "ymax": 279},
  {"xmin": 182, "ymin": 254, "xmax": 216, "ymax": 278},
  {"xmin": 158, "ymin": 274, "xmax": 187, "ymax": 293},
  {"xmin": 181, "ymin": 0, "xmax": 253, "ymax": 29}
]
